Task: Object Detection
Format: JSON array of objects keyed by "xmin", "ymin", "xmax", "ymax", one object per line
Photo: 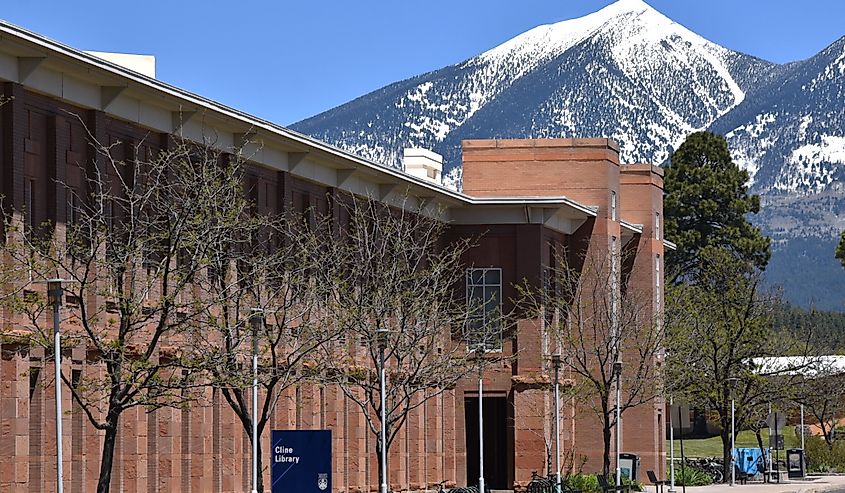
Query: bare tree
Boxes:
[
  {"xmin": 792, "ymin": 360, "xmax": 845, "ymax": 450},
  {"xmin": 315, "ymin": 194, "xmax": 482, "ymax": 490},
  {"xmin": 2, "ymin": 129, "xmax": 246, "ymax": 493},
  {"xmin": 185, "ymin": 176, "xmax": 339, "ymax": 492},
  {"xmin": 521, "ymin": 248, "xmax": 664, "ymax": 476}
]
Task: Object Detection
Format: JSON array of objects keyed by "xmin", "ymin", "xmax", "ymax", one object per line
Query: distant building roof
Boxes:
[{"xmin": 751, "ymin": 355, "xmax": 845, "ymax": 377}]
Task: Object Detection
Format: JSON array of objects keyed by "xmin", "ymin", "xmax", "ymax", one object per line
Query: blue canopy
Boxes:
[{"xmin": 734, "ymin": 448, "xmax": 768, "ymax": 475}]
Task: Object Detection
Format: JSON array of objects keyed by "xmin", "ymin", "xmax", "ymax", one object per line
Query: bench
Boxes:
[
  {"xmin": 646, "ymin": 470, "xmax": 666, "ymax": 493},
  {"xmin": 597, "ymin": 474, "xmax": 631, "ymax": 493}
]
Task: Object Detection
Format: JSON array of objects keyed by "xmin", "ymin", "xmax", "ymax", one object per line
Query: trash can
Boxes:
[
  {"xmin": 619, "ymin": 453, "xmax": 640, "ymax": 481},
  {"xmin": 786, "ymin": 449, "xmax": 805, "ymax": 479}
]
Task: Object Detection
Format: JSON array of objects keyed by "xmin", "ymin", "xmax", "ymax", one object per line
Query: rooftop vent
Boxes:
[
  {"xmin": 403, "ymin": 148, "xmax": 442, "ymax": 185},
  {"xmin": 84, "ymin": 51, "xmax": 156, "ymax": 79}
]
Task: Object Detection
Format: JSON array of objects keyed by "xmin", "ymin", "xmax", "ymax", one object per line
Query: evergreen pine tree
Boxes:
[{"xmin": 664, "ymin": 131, "xmax": 770, "ymax": 282}]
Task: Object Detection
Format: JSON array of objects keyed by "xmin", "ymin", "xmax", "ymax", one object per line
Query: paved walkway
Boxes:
[{"xmin": 666, "ymin": 476, "xmax": 845, "ymax": 493}]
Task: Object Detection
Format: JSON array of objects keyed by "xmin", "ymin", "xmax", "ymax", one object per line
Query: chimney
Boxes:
[
  {"xmin": 84, "ymin": 51, "xmax": 156, "ymax": 78},
  {"xmin": 403, "ymin": 148, "xmax": 443, "ymax": 185}
]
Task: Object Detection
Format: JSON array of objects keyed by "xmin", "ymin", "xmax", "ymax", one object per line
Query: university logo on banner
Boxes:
[{"xmin": 270, "ymin": 430, "xmax": 332, "ymax": 493}]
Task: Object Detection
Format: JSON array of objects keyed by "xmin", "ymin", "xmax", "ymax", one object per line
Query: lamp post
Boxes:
[
  {"xmin": 800, "ymin": 404, "xmax": 805, "ymax": 451},
  {"xmin": 614, "ymin": 359, "xmax": 623, "ymax": 488},
  {"xmin": 477, "ymin": 345, "xmax": 486, "ymax": 493},
  {"xmin": 249, "ymin": 308, "xmax": 264, "ymax": 493},
  {"xmin": 668, "ymin": 395, "xmax": 675, "ymax": 493},
  {"xmin": 552, "ymin": 354, "xmax": 562, "ymax": 493},
  {"xmin": 727, "ymin": 377, "xmax": 738, "ymax": 487},
  {"xmin": 377, "ymin": 327, "xmax": 389, "ymax": 493},
  {"xmin": 47, "ymin": 279, "xmax": 67, "ymax": 493}
]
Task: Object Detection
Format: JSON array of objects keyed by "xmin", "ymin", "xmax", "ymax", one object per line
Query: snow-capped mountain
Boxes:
[
  {"xmin": 712, "ymin": 36, "xmax": 845, "ymax": 195},
  {"xmin": 709, "ymin": 35, "xmax": 845, "ymax": 308},
  {"xmin": 291, "ymin": 0, "xmax": 845, "ymax": 309},
  {"xmin": 293, "ymin": 0, "xmax": 774, "ymax": 171}
]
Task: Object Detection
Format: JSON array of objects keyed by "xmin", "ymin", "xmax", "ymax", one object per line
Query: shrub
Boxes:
[
  {"xmin": 804, "ymin": 435, "xmax": 845, "ymax": 473},
  {"xmin": 672, "ymin": 465, "xmax": 712, "ymax": 486},
  {"xmin": 565, "ymin": 473, "xmax": 600, "ymax": 493},
  {"xmin": 563, "ymin": 473, "xmax": 642, "ymax": 493}
]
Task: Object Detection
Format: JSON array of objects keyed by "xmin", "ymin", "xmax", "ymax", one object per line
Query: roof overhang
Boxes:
[
  {"xmin": 449, "ymin": 197, "xmax": 597, "ymax": 235},
  {"xmin": 620, "ymin": 220, "xmax": 643, "ymax": 244},
  {"xmin": 751, "ymin": 356, "xmax": 845, "ymax": 378},
  {"xmin": 0, "ymin": 20, "xmax": 605, "ymax": 235}
]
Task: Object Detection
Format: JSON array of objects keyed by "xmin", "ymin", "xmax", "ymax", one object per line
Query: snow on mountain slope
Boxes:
[
  {"xmin": 712, "ymin": 36, "xmax": 845, "ymax": 196},
  {"xmin": 292, "ymin": 0, "xmax": 774, "ymax": 170},
  {"xmin": 706, "ymin": 35, "xmax": 845, "ymax": 309}
]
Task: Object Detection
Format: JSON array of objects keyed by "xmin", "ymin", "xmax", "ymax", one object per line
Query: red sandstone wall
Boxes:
[
  {"xmin": 461, "ymin": 139, "xmax": 665, "ymax": 485},
  {"xmin": 0, "ymin": 84, "xmax": 459, "ymax": 493},
  {"xmin": 0, "ymin": 82, "xmax": 665, "ymax": 492},
  {"xmin": 618, "ymin": 164, "xmax": 666, "ymax": 481}
]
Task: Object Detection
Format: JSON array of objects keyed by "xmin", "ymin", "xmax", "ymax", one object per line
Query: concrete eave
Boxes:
[
  {"xmin": 0, "ymin": 20, "xmax": 603, "ymax": 230},
  {"xmin": 620, "ymin": 220, "xmax": 643, "ymax": 235},
  {"xmin": 449, "ymin": 197, "xmax": 597, "ymax": 235}
]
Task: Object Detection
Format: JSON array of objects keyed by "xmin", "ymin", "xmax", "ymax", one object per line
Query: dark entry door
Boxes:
[{"xmin": 465, "ymin": 396, "xmax": 509, "ymax": 489}]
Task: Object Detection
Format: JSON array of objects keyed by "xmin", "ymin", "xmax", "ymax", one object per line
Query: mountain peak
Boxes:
[
  {"xmin": 478, "ymin": 0, "xmax": 675, "ymax": 67},
  {"xmin": 603, "ymin": 0, "xmax": 653, "ymax": 14}
]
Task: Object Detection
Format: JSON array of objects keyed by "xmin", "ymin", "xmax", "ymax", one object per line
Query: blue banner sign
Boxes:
[{"xmin": 271, "ymin": 430, "xmax": 332, "ymax": 493}]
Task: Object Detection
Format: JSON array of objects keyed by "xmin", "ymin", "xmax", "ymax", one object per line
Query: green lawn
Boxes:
[{"xmin": 668, "ymin": 429, "xmax": 802, "ymax": 458}]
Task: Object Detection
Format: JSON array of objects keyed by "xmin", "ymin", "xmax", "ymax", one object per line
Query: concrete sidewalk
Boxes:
[{"xmin": 666, "ymin": 476, "xmax": 845, "ymax": 493}]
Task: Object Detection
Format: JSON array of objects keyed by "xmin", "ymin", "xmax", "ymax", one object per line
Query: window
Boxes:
[
  {"xmin": 543, "ymin": 268, "xmax": 555, "ymax": 330},
  {"xmin": 465, "ymin": 268, "xmax": 502, "ymax": 352},
  {"xmin": 655, "ymin": 212, "xmax": 660, "ymax": 240},
  {"xmin": 24, "ymin": 179, "xmax": 35, "ymax": 236},
  {"xmin": 105, "ymin": 199, "xmax": 114, "ymax": 234},
  {"xmin": 655, "ymin": 254, "xmax": 661, "ymax": 289},
  {"xmin": 611, "ymin": 236, "xmax": 619, "ymax": 330},
  {"xmin": 610, "ymin": 191, "xmax": 618, "ymax": 221},
  {"xmin": 67, "ymin": 193, "xmax": 77, "ymax": 229},
  {"xmin": 655, "ymin": 254, "xmax": 662, "ymax": 328},
  {"xmin": 610, "ymin": 236, "xmax": 619, "ymax": 282},
  {"xmin": 655, "ymin": 254, "xmax": 661, "ymax": 311}
]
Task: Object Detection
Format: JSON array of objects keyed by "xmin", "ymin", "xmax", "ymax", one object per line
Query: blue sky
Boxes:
[{"xmin": 3, "ymin": 0, "xmax": 843, "ymax": 125}]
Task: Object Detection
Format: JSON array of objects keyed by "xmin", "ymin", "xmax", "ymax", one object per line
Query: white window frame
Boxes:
[
  {"xmin": 655, "ymin": 254, "xmax": 662, "ymax": 312},
  {"xmin": 610, "ymin": 191, "xmax": 618, "ymax": 221},
  {"xmin": 611, "ymin": 236, "xmax": 619, "ymax": 335},
  {"xmin": 465, "ymin": 267, "xmax": 503, "ymax": 352},
  {"xmin": 655, "ymin": 212, "xmax": 660, "ymax": 240}
]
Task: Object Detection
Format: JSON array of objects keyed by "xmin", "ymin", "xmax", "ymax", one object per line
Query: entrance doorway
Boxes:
[{"xmin": 465, "ymin": 395, "xmax": 509, "ymax": 489}]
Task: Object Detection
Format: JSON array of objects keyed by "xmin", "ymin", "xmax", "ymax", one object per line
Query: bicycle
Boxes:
[
  {"xmin": 685, "ymin": 457, "xmax": 724, "ymax": 484},
  {"xmin": 434, "ymin": 479, "xmax": 450, "ymax": 493},
  {"xmin": 433, "ymin": 479, "xmax": 479, "ymax": 493},
  {"xmin": 528, "ymin": 471, "xmax": 558, "ymax": 493}
]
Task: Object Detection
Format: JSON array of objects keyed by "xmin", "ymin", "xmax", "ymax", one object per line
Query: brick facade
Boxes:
[
  {"xmin": 0, "ymin": 25, "xmax": 665, "ymax": 493},
  {"xmin": 462, "ymin": 139, "xmax": 665, "ymax": 486}
]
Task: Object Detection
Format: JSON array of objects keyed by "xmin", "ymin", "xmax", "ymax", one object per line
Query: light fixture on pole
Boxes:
[
  {"xmin": 727, "ymin": 377, "xmax": 739, "ymax": 487},
  {"xmin": 552, "ymin": 353, "xmax": 562, "ymax": 493},
  {"xmin": 47, "ymin": 279, "xmax": 68, "ymax": 493},
  {"xmin": 377, "ymin": 327, "xmax": 389, "ymax": 493},
  {"xmin": 249, "ymin": 308, "xmax": 264, "ymax": 493},
  {"xmin": 613, "ymin": 359, "xmax": 623, "ymax": 488}
]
